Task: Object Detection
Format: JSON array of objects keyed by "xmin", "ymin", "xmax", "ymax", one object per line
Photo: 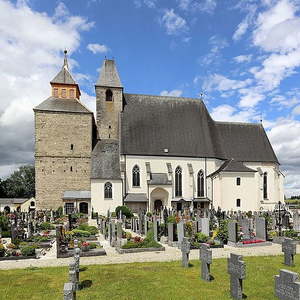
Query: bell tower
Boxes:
[{"xmin": 95, "ymin": 59, "xmax": 123, "ymax": 139}]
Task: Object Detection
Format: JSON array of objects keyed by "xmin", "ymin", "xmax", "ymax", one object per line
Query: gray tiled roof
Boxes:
[
  {"xmin": 124, "ymin": 193, "xmax": 148, "ymax": 202},
  {"xmin": 96, "ymin": 59, "xmax": 122, "ymax": 87},
  {"xmin": 148, "ymin": 173, "xmax": 172, "ymax": 185},
  {"xmin": 208, "ymin": 159, "xmax": 256, "ymax": 178},
  {"xmin": 120, "ymin": 93, "xmax": 279, "ymax": 163},
  {"xmin": 34, "ymin": 97, "xmax": 92, "ymax": 114},
  {"xmin": 50, "ymin": 65, "xmax": 76, "ymax": 85},
  {"xmin": 0, "ymin": 198, "xmax": 29, "ymax": 204},
  {"xmin": 63, "ymin": 191, "xmax": 91, "ymax": 199},
  {"xmin": 91, "ymin": 139, "xmax": 121, "ymax": 179}
]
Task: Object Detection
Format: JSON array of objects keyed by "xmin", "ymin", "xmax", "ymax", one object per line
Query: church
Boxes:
[{"xmin": 34, "ymin": 52, "xmax": 284, "ymax": 215}]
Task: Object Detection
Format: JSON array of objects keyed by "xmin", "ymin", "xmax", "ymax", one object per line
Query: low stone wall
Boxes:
[{"xmin": 116, "ymin": 247, "xmax": 165, "ymax": 254}]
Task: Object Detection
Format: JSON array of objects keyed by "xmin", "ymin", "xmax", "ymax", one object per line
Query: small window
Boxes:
[
  {"xmin": 236, "ymin": 199, "xmax": 241, "ymax": 207},
  {"xmin": 132, "ymin": 165, "xmax": 140, "ymax": 187},
  {"xmin": 197, "ymin": 170, "xmax": 204, "ymax": 197},
  {"xmin": 106, "ymin": 89, "xmax": 113, "ymax": 101},
  {"xmin": 236, "ymin": 177, "xmax": 241, "ymax": 186},
  {"xmin": 175, "ymin": 166, "xmax": 182, "ymax": 197},
  {"xmin": 263, "ymin": 172, "xmax": 268, "ymax": 199},
  {"xmin": 62, "ymin": 89, "xmax": 66, "ymax": 98},
  {"xmin": 69, "ymin": 89, "xmax": 74, "ymax": 98},
  {"xmin": 53, "ymin": 88, "xmax": 58, "ymax": 97},
  {"xmin": 65, "ymin": 203, "xmax": 74, "ymax": 214},
  {"xmin": 70, "ymin": 166, "xmax": 73, "ymax": 172},
  {"xmin": 70, "ymin": 144, "xmax": 74, "ymax": 150},
  {"xmin": 30, "ymin": 201, "xmax": 35, "ymax": 207},
  {"xmin": 104, "ymin": 182, "xmax": 112, "ymax": 199}
]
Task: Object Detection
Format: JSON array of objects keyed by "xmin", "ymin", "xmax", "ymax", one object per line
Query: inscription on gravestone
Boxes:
[
  {"xmin": 282, "ymin": 238, "xmax": 297, "ymax": 266},
  {"xmin": 227, "ymin": 253, "xmax": 246, "ymax": 299},
  {"xmin": 275, "ymin": 269, "xmax": 300, "ymax": 300},
  {"xmin": 200, "ymin": 243, "xmax": 212, "ymax": 281}
]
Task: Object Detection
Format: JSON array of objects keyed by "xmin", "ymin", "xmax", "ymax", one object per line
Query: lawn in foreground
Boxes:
[{"xmin": 0, "ymin": 254, "xmax": 299, "ymax": 299}]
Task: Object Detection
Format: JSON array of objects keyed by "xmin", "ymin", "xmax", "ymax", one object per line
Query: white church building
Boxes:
[{"xmin": 90, "ymin": 59, "xmax": 284, "ymax": 215}]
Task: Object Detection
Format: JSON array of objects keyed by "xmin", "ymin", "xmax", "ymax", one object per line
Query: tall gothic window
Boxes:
[
  {"xmin": 132, "ymin": 165, "xmax": 140, "ymax": 187},
  {"xmin": 263, "ymin": 172, "xmax": 268, "ymax": 199},
  {"xmin": 106, "ymin": 89, "xmax": 113, "ymax": 101},
  {"xmin": 104, "ymin": 182, "xmax": 112, "ymax": 199},
  {"xmin": 197, "ymin": 170, "xmax": 204, "ymax": 197},
  {"xmin": 175, "ymin": 166, "xmax": 182, "ymax": 197}
]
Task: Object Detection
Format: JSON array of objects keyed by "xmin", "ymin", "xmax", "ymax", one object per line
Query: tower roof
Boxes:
[
  {"xmin": 50, "ymin": 50, "xmax": 76, "ymax": 85},
  {"xmin": 96, "ymin": 59, "xmax": 122, "ymax": 88}
]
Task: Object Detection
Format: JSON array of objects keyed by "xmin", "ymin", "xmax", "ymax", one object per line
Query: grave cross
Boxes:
[
  {"xmin": 200, "ymin": 243, "xmax": 212, "ymax": 281},
  {"xmin": 275, "ymin": 269, "xmax": 300, "ymax": 300},
  {"xmin": 227, "ymin": 253, "xmax": 246, "ymax": 299},
  {"xmin": 181, "ymin": 237, "xmax": 190, "ymax": 268},
  {"xmin": 63, "ymin": 282, "xmax": 76, "ymax": 300},
  {"xmin": 69, "ymin": 262, "xmax": 78, "ymax": 291},
  {"xmin": 282, "ymin": 238, "xmax": 297, "ymax": 266}
]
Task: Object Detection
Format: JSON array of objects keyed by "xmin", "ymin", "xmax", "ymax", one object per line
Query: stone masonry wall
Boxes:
[{"xmin": 35, "ymin": 111, "xmax": 92, "ymax": 209}]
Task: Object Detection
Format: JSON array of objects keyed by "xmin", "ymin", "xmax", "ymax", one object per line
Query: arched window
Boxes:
[
  {"xmin": 263, "ymin": 172, "xmax": 268, "ymax": 199},
  {"xmin": 30, "ymin": 201, "xmax": 35, "ymax": 207},
  {"xmin": 175, "ymin": 166, "xmax": 182, "ymax": 197},
  {"xmin": 106, "ymin": 89, "xmax": 113, "ymax": 101},
  {"xmin": 132, "ymin": 165, "xmax": 140, "ymax": 187},
  {"xmin": 197, "ymin": 170, "xmax": 204, "ymax": 197},
  {"xmin": 104, "ymin": 182, "xmax": 112, "ymax": 199}
]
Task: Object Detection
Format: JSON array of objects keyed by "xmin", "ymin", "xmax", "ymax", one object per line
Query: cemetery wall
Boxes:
[
  {"xmin": 35, "ymin": 111, "xmax": 92, "ymax": 209},
  {"xmin": 91, "ymin": 179, "xmax": 123, "ymax": 214}
]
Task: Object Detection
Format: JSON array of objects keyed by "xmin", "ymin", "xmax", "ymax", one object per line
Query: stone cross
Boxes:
[
  {"xmin": 181, "ymin": 237, "xmax": 190, "ymax": 268},
  {"xmin": 74, "ymin": 248, "xmax": 80, "ymax": 284},
  {"xmin": 200, "ymin": 243, "xmax": 212, "ymax": 281},
  {"xmin": 63, "ymin": 282, "xmax": 76, "ymax": 300},
  {"xmin": 227, "ymin": 253, "xmax": 246, "ymax": 299},
  {"xmin": 282, "ymin": 238, "xmax": 297, "ymax": 266},
  {"xmin": 69, "ymin": 262, "xmax": 78, "ymax": 291},
  {"xmin": 275, "ymin": 269, "xmax": 300, "ymax": 300}
]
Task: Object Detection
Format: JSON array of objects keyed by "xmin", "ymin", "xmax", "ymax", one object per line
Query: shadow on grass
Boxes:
[
  {"xmin": 80, "ymin": 267, "xmax": 88, "ymax": 272},
  {"xmin": 188, "ymin": 263, "xmax": 194, "ymax": 268},
  {"xmin": 242, "ymin": 293, "xmax": 247, "ymax": 299},
  {"xmin": 209, "ymin": 275, "xmax": 215, "ymax": 281},
  {"xmin": 80, "ymin": 280, "xmax": 92, "ymax": 290}
]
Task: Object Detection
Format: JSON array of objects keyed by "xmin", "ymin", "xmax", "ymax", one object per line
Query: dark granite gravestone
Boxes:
[
  {"xmin": 227, "ymin": 253, "xmax": 246, "ymax": 299},
  {"xmin": 241, "ymin": 219, "xmax": 250, "ymax": 240},
  {"xmin": 282, "ymin": 238, "xmax": 297, "ymax": 266},
  {"xmin": 256, "ymin": 217, "xmax": 267, "ymax": 241},
  {"xmin": 228, "ymin": 221, "xmax": 238, "ymax": 244},
  {"xmin": 168, "ymin": 223, "xmax": 175, "ymax": 246},
  {"xmin": 275, "ymin": 269, "xmax": 300, "ymax": 300},
  {"xmin": 200, "ymin": 243, "xmax": 212, "ymax": 281},
  {"xmin": 63, "ymin": 282, "xmax": 76, "ymax": 300},
  {"xmin": 181, "ymin": 237, "xmax": 190, "ymax": 268}
]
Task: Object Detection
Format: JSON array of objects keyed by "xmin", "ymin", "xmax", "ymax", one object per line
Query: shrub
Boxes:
[
  {"xmin": 1, "ymin": 231, "xmax": 11, "ymax": 238},
  {"xmin": 77, "ymin": 224, "xmax": 98, "ymax": 235},
  {"xmin": 71, "ymin": 229, "xmax": 91, "ymax": 237},
  {"xmin": 39, "ymin": 222, "xmax": 55, "ymax": 231},
  {"xmin": 0, "ymin": 215, "xmax": 9, "ymax": 231},
  {"xmin": 115, "ymin": 206, "xmax": 133, "ymax": 218},
  {"xmin": 6, "ymin": 243, "xmax": 17, "ymax": 249},
  {"xmin": 216, "ymin": 220, "xmax": 228, "ymax": 244},
  {"xmin": 21, "ymin": 245, "xmax": 37, "ymax": 257},
  {"xmin": 194, "ymin": 232, "xmax": 209, "ymax": 243},
  {"xmin": 57, "ymin": 206, "xmax": 63, "ymax": 217},
  {"xmin": 0, "ymin": 244, "xmax": 5, "ymax": 257},
  {"xmin": 167, "ymin": 216, "xmax": 176, "ymax": 224},
  {"xmin": 284, "ymin": 229, "xmax": 298, "ymax": 238}
]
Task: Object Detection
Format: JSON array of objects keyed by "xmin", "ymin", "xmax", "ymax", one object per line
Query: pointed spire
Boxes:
[
  {"xmin": 96, "ymin": 59, "xmax": 122, "ymax": 88},
  {"xmin": 50, "ymin": 50, "xmax": 76, "ymax": 85}
]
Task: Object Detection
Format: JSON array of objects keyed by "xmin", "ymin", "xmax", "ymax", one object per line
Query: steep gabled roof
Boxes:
[
  {"xmin": 96, "ymin": 59, "xmax": 122, "ymax": 88},
  {"xmin": 34, "ymin": 97, "xmax": 92, "ymax": 114}
]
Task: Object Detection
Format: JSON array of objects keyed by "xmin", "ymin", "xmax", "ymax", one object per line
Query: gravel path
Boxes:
[{"xmin": 0, "ymin": 235, "xmax": 294, "ymax": 270}]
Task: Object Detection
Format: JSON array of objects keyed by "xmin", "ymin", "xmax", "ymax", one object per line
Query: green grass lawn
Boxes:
[{"xmin": 0, "ymin": 255, "xmax": 299, "ymax": 299}]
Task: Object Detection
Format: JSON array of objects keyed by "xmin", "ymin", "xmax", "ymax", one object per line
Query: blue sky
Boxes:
[{"xmin": 0, "ymin": 0, "xmax": 300, "ymax": 196}]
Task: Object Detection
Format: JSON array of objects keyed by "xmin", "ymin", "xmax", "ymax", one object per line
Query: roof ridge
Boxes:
[
  {"xmin": 124, "ymin": 93, "xmax": 203, "ymax": 103},
  {"xmin": 215, "ymin": 121, "xmax": 262, "ymax": 126}
]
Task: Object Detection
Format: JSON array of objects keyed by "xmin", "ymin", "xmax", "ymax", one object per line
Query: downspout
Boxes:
[{"xmin": 205, "ymin": 158, "xmax": 207, "ymax": 197}]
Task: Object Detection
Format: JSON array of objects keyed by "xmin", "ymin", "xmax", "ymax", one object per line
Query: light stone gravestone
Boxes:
[
  {"xmin": 275, "ymin": 269, "xmax": 300, "ymax": 300},
  {"xmin": 116, "ymin": 222, "xmax": 123, "ymax": 248},
  {"xmin": 200, "ymin": 218, "xmax": 210, "ymax": 236},
  {"xmin": 227, "ymin": 253, "xmax": 246, "ymax": 299},
  {"xmin": 63, "ymin": 282, "xmax": 76, "ymax": 300},
  {"xmin": 200, "ymin": 243, "xmax": 212, "ymax": 281},
  {"xmin": 293, "ymin": 212, "xmax": 300, "ymax": 232},
  {"xmin": 177, "ymin": 221, "xmax": 184, "ymax": 249},
  {"xmin": 69, "ymin": 262, "xmax": 78, "ymax": 291},
  {"xmin": 111, "ymin": 221, "xmax": 116, "ymax": 247},
  {"xmin": 181, "ymin": 237, "xmax": 190, "ymax": 268},
  {"xmin": 256, "ymin": 217, "xmax": 267, "ymax": 241},
  {"xmin": 282, "ymin": 238, "xmax": 297, "ymax": 266},
  {"xmin": 228, "ymin": 221, "xmax": 238, "ymax": 244},
  {"xmin": 153, "ymin": 218, "xmax": 158, "ymax": 242},
  {"xmin": 168, "ymin": 223, "xmax": 175, "ymax": 246},
  {"xmin": 74, "ymin": 248, "xmax": 80, "ymax": 285},
  {"xmin": 241, "ymin": 219, "xmax": 250, "ymax": 240}
]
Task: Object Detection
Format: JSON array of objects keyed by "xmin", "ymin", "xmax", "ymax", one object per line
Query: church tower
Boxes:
[{"xmin": 95, "ymin": 59, "xmax": 123, "ymax": 139}]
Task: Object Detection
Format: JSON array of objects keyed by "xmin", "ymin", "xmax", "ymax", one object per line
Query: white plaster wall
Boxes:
[{"xmin": 91, "ymin": 179, "xmax": 123, "ymax": 215}]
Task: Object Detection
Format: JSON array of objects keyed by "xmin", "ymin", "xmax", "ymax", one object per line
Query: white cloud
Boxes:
[
  {"xmin": 0, "ymin": 0, "xmax": 93, "ymax": 172},
  {"xmin": 233, "ymin": 54, "xmax": 252, "ymax": 63},
  {"xmin": 87, "ymin": 43, "xmax": 109, "ymax": 54},
  {"xmin": 160, "ymin": 89, "xmax": 183, "ymax": 97},
  {"xmin": 292, "ymin": 105, "xmax": 300, "ymax": 115},
  {"xmin": 177, "ymin": 0, "xmax": 217, "ymax": 14},
  {"xmin": 238, "ymin": 88, "xmax": 265, "ymax": 108},
  {"xmin": 134, "ymin": 0, "xmax": 157, "ymax": 8},
  {"xmin": 233, "ymin": 4, "xmax": 256, "ymax": 40},
  {"xmin": 160, "ymin": 9, "xmax": 188, "ymax": 35}
]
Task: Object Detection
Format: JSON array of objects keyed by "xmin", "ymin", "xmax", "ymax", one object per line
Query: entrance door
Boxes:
[
  {"xmin": 79, "ymin": 202, "xmax": 89, "ymax": 214},
  {"xmin": 154, "ymin": 199, "xmax": 163, "ymax": 211},
  {"xmin": 177, "ymin": 202, "xmax": 182, "ymax": 211}
]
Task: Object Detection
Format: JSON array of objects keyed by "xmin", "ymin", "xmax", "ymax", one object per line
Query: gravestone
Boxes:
[
  {"xmin": 275, "ymin": 269, "xmax": 300, "ymax": 300},
  {"xmin": 200, "ymin": 218, "xmax": 210, "ymax": 236},
  {"xmin": 200, "ymin": 243, "xmax": 212, "ymax": 281},
  {"xmin": 144, "ymin": 219, "xmax": 149, "ymax": 235},
  {"xmin": 168, "ymin": 223, "xmax": 175, "ymax": 246},
  {"xmin": 256, "ymin": 217, "xmax": 267, "ymax": 241},
  {"xmin": 282, "ymin": 238, "xmax": 297, "ymax": 266},
  {"xmin": 69, "ymin": 262, "xmax": 78, "ymax": 291},
  {"xmin": 177, "ymin": 221, "xmax": 184, "ymax": 249},
  {"xmin": 63, "ymin": 282, "xmax": 76, "ymax": 300},
  {"xmin": 227, "ymin": 253, "xmax": 246, "ymax": 299},
  {"xmin": 181, "ymin": 237, "xmax": 190, "ymax": 268},
  {"xmin": 293, "ymin": 212, "xmax": 300, "ymax": 232},
  {"xmin": 111, "ymin": 221, "xmax": 116, "ymax": 247},
  {"xmin": 241, "ymin": 219, "xmax": 250, "ymax": 240},
  {"xmin": 228, "ymin": 221, "xmax": 238, "ymax": 244},
  {"xmin": 116, "ymin": 222, "xmax": 122, "ymax": 248},
  {"xmin": 74, "ymin": 248, "xmax": 80, "ymax": 284},
  {"xmin": 153, "ymin": 218, "xmax": 158, "ymax": 242}
]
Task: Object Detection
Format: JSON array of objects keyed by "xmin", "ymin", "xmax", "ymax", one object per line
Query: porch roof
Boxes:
[
  {"xmin": 63, "ymin": 191, "xmax": 91, "ymax": 200},
  {"xmin": 124, "ymin": 193, "xmax": 148, "ymax": 203}
]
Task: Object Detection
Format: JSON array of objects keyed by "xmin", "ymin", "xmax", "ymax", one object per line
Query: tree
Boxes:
[
  {"xmin": 0, "ymin": 179, "xmax": 8, "ymax": 197},
  {"xmin": 2, "ymin": 165, "xmax": 35, "ymax": 198}
]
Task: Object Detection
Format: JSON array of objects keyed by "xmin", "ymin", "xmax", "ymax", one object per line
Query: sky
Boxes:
[{"xmin": 0, "ymin": 0, "xmax": 300, "ymax": 196}]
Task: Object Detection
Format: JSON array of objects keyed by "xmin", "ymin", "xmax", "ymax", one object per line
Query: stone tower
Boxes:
[
  {"xmin": 34, "ymin": 51, "xmax": 94, "ymax": 210},
  {"xmin": 95, "ymin": 59, "xmax": 123, "ymax": 139}
]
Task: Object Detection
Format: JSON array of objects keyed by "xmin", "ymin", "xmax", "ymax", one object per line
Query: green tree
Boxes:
[
  {"xmin": 0, "ymin": 179, "xmax": 8, "ymax": 197},
  {"xmin": 3, "ymin": 165, "xmax": 35, "ymax": 198}
]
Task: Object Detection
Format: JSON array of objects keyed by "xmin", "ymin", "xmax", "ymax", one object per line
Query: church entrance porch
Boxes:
[
  {"xmin": 150, "ymin": 188, "xmax": 169, "ymax": 212},
  {"xmin": 79, "ymin": 202, "xmax": 89, "ymax": 214}
]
